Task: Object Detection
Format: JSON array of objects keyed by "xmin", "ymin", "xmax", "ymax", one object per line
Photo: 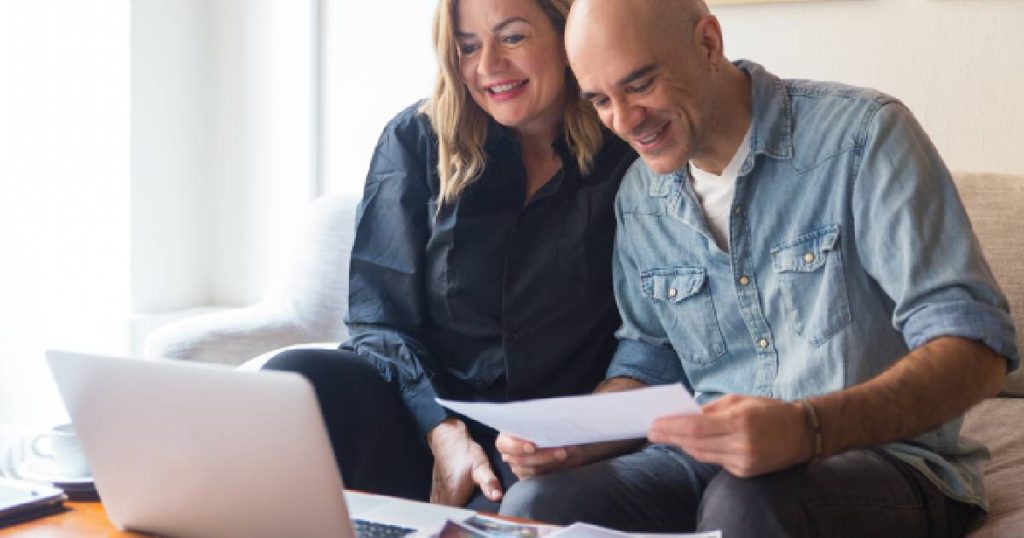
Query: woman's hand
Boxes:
[{"xmin": 427, "ymin": 419, "xmax": 502, "ymax": 506}]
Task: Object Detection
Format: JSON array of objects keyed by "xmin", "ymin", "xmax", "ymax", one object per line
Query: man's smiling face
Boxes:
[{"xmin": 566, "ymin": 0, "xmax": 717, "ymax": 174}]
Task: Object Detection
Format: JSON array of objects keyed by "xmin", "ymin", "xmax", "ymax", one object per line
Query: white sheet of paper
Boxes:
[{"xmin": 435, "ymin": 383, "xmax": 700, "ymax": 447}]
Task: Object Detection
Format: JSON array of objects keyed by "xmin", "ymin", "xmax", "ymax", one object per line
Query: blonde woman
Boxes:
[{"xmin": 265, "ymin": 0, "xmax": 635, "ymax": 511}]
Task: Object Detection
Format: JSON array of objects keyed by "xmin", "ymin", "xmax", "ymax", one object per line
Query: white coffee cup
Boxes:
[{"xmin": 31, "ymin": 423, "xmax": 90, "ymax": 479}]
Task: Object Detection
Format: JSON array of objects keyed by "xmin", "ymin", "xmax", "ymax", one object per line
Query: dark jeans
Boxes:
[
  {"xmin": 499, "ymin": 444, "xmax": 980, "ymax": 537},
  {"xmin": 261, "ymin": 348, "xmax": 517, "ymax": 512}
]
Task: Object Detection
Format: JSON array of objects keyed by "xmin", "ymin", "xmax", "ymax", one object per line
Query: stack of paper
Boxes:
[{"xmin": 437, "ymin": 516, "xmax": 720, "ymax": 538}]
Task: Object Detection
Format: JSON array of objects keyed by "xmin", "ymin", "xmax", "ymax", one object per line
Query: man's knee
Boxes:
[
  {"xmin": 500, "ymin": 471, "xmax": 622, "ymax": 526},
  {"xmin": 697, "ymin": 471, "xmax": 808, "ymax": 537},
  {"xmin": 499, "ymin": 476, "xmax": 571, "ymax": 523}
]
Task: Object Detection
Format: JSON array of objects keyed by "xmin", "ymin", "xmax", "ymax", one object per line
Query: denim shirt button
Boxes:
[
  {"xmin": 803, "ymin": 252, "xmax": 816, "ymax": 264},
  {"xmin": 733, "ymin": 206, "xmax": 743, "ymax": 216},
  {"xmin": 667, "ymin": 288, "xmax": 678, "ymax": 298},
  {"xmin": 758, "ymin": 338, "xmax": 770, "ymax": 349},
  {"xmin": 739, "ymin": 276, "xmax": 751, "ymax": 286}
]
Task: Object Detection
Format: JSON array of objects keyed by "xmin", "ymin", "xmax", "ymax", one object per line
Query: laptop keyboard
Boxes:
[{"xmin": 353, "ymin": 518, "xmax": 416, "ymax": 538}]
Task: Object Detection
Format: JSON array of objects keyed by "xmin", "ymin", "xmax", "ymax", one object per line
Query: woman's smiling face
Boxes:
[{"xmin": 455, "ymin": 0, "xmax": 568, "ymax": 137}]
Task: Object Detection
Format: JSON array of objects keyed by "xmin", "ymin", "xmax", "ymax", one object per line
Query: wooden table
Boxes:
[
  {"xmin": 0, "ymin": 502, "xmax": 146, "ymax": 537},
  {"xmin": 0, "ymin": 500, "xmax": 533, "ymax": 537}
]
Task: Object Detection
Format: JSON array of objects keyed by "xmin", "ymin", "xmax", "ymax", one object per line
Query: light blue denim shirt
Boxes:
[{"xmin": 607, "ymin": 60, "xmax": 1020, "ymax": 509}]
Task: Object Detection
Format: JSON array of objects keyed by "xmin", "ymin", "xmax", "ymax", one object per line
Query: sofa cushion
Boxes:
[
  {"xmin": 962, "ymin": 398, "xmax": 1024, "ymax": 537},
  {"xmin": 953, "ymin": 173, "xmax": 1024, "ymax": 396}
]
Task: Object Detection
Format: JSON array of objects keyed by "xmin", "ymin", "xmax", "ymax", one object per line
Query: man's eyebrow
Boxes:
[
  {"xmin": 617, "ymin": 64, "xmax": 657, "ymax": 87},
  {"xmin": 456, "ymin": 17, "xmax": 530, "ymax": 39},
  {"xmin": 580, "ymin": 64, "xmax": 658, "ymax": 101}
]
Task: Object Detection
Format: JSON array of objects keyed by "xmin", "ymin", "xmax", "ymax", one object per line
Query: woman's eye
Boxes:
[
  {"xmin": 592, "ymin": 97, "xmax": 610, "ymax": 109},
  {"xmin": 502, "ymin": 34, "xmax": 526, "ymax": 46},
  {"xmin": 459, "ymin": 43, "xmax": 480, "ymax": 56}
]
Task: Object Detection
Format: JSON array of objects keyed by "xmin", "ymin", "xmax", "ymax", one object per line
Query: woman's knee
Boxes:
[
  {"xmin": 262, "ymin": 348, "xmax": 374, "ymax": 382},
  {"xmin": 262, "ymin": 348, "xmax": 327, "ymax": 373}
]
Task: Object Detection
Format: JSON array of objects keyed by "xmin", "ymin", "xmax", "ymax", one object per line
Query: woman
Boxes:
[{"xmin": 264, "ymin": 0, "xmax": 635, "ymax": 511}]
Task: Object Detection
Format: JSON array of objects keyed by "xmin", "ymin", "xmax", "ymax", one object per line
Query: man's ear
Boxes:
[{"xmin": 693, "ymin": 15, "xmax": 724, "ymax": 69}]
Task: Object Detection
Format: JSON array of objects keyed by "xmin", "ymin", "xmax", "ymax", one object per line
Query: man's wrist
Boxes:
[
  {"xmin": 798, "ymin": 399, "xmax": 823, "ymax": 463},
  {"xmin": 578, "ymin": 438, "xmax": 645, "ymax": 464},
  {"xmin": 595, "ymin": 376, "xmax": 646, "ymax": 393}
]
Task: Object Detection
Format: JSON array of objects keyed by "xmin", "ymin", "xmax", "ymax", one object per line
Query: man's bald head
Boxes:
[
  {"xmin": 566, "ymin": 0, "xmax": 708, "ymax": 65},
  {"xmin": 564, "ymin": 0, "xmax": 738, "ymax": 174}
]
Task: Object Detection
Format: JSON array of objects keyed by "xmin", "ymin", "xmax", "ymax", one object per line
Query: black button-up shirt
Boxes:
[{"xmin": 342, "ymin": 103, "xmax": 636, "ymax": 434}]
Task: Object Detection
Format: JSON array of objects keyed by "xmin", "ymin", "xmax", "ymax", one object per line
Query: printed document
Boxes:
[{"xmin": 436, "ymin": 383, "xmax": 700, "ymax": 447}]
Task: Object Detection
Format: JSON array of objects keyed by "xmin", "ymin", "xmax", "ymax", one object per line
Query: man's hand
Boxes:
[
  {"xmin": 648, "ymin": 394, "xmax": 813, "ymax": 478},
  {"xmin": 495, "ymin": 433, "xmax": 586, "ymax": 479},
  {"xmin": 427, "ymin": 419, "xmax": 502, "ymax": 506}
]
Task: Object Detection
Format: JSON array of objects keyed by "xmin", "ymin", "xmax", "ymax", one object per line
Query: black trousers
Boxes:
[{"xmin": 262, "ymin": 348, "xmax": 518, "ymax": 512}]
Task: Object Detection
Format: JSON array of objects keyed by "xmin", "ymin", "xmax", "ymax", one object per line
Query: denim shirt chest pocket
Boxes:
[
  {"xmin": 771, "ymin": 225, "xmax": 852, "ymax": 346},
  {"xmin": 641, "ymin": 267, "xmax": 728, "ymax": 365}
]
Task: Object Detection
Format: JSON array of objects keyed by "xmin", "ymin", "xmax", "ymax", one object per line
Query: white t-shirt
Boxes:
[{"xmin": 689, "ymin": 127, "xmax": 752, "ymax": 252}]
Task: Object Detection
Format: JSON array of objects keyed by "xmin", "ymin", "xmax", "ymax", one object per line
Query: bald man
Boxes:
[{"xmin": 494, "ymin": 0, "xmax": 1018, "ymax": 535}]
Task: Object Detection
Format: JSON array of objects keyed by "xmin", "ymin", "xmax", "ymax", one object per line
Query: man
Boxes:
[{"xmin": 494, "ymin": 0, "xmax": 1019, "ymax": 535}]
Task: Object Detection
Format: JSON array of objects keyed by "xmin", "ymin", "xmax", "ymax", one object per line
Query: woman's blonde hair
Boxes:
[{"xmin": 421, "ymin": 0, "xmax": 604, "ymax": 206}]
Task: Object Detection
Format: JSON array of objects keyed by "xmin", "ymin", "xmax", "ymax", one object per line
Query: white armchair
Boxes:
[{"xmin": 144, "ymin": 194, "xmax": 361, "ymax": 366}]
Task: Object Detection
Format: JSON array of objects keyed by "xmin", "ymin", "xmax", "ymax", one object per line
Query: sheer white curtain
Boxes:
[
  {"xmin": 0, "ymin": 0, "xmax": 429, "ymax": 429},
  {"xmin": 321, "ymin": 1, "xmax": 439, "ymax": 195},
  {"xmin": 0, "ymin": 0, "xmax": 319, "ymax": 430},
  {"xmin": 0, "ymin": 1, "xmax": 132, "ymax": 429}
]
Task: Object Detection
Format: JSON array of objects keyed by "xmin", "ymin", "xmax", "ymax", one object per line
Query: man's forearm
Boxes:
[
  {"xmin": 595, "ymin": 375, "xmax": 647, "ymax": 394},
  {"xmin": 576, "ymin": 376, "xmax": 650, "ymax": 463},
  {"xmin": 812, "ymin": 336, "xmax": 1006, "ymax": 458}
]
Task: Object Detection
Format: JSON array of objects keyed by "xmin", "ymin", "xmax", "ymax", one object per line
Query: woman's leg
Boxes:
[{"xmin": 262, "ymin": 348, "xmax": 433, "ymax": 501}]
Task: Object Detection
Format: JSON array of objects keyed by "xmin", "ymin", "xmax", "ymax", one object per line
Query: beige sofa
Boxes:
[
  {"xmin": 954, "ymin": 174, "xmax": 1024, "ymax": 537},
  {"xmin": 146, "ymin": 173, "xmax": 1023, "ymax": 536}
]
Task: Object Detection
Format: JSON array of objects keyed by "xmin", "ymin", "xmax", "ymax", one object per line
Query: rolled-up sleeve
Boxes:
[
  {"xmin": 607, "ymin": 338, "xmax": 685, "ymax": 386},
  {"xmin": 852, "ymin": 102, "xmax": 1019, "ymax": 371},
  {"xmin": 342, "ymin": 109, "xmax": 451, "ymax": 435},
  {"xmin": 606, "ymin": 181, "xmax": 686, "ymax": 385}
]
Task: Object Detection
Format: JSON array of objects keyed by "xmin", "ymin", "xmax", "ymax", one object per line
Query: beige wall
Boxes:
[{"xmin": 715, "ymin": 0, "xmax": 1024, "ymax": 176}]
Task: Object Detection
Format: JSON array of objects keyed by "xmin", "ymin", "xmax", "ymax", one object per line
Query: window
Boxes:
[
  {"xmin": 321, "ymin": 2, "xmax": 438, "ymax": 194},
  {"xmin": 1, "ymin": 1, "xmax": 131, "ymax": 428}
]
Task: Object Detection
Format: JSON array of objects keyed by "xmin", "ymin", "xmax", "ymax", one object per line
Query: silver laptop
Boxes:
[{"xmin": 46, "ymin": 350, "xmax": 474, "ymax": 538}]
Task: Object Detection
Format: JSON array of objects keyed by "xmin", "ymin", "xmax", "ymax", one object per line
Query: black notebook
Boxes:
[{"xmin": 0, "ymin": 478, "xmax": 66, "ymax": 528}]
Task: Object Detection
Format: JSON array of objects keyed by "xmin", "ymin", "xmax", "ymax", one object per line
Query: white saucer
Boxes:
[{"xmin": 16, "ymin": 457, "xmax": 93, "ymax": 485}]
